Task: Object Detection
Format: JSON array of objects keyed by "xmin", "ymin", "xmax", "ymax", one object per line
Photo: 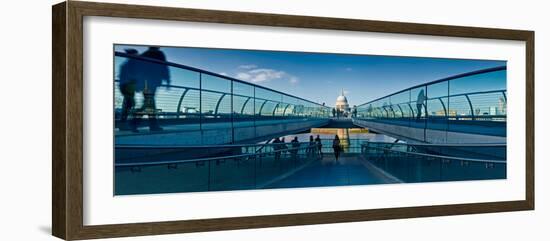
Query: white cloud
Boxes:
[
  {"xmin": 219, "ymin": 72, "xmax": 228, "ymax": 76},
  {"xmin": 235, "ymin": 66, "xmax": 298, "ymax": 85},
  {"xmin": 236, "ymin": 72, "xmax": 251, "ymax": 80},
  {"xmin": 238, "ymin": 64, "xmax": 258, "ymax": 69},
  {"xmin": 248, "ymin": 68, "xmax": 285, "ymax": 82}
]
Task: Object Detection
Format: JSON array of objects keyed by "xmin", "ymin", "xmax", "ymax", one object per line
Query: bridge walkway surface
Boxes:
[
  {"xmin": 114, "ymin": 148, "xmax": 397, "ymax": 195},
  {"xmin": 265, "ymin": 154, "xmax": 399, "ymax": 189}
]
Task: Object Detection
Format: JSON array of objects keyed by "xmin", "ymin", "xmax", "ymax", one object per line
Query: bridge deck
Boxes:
[
  {"xmin": 115, "ymin": 153, "xmax": 397, "ymax": 195},
  {"xmin": 265, "ymin": 154, "xmax": 399, "ymax": 189}
]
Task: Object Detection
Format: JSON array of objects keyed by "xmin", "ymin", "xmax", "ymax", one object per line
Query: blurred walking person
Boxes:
[
  {"xmin": 117, "ymin": 48, "xmax": 140, "ymax": 132},
  {"xmin": 134, "ymin": 46, "xmax": 171, "ymax": 131}
]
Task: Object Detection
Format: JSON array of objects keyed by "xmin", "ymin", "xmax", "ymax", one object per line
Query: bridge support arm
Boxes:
[
  {"xmin": 176, "ymin": 88, "xmax": 190, "ymax": 117},
  {"xmin": 272, "ymin": 103, "xmax": 280, "ymax": 116},
  {"xmin": 258, "ymin": 100, "xmax": 268, "ymax": 116},
  {"xmin": 282, "ymin": 103, "xmax": 291, "ymax": 116},
  {"xmin": 407, "ymin": 103, "xmax": 415, "ymax": 118},
  {"xmin": 438, "ymin": 97, "xmax": 447, "ymax": 117},
  {"xmin": 464, "ymin": 94, "xmax": 475, "ymax": 119},
  {"xmin": 214, "ymin": 93, "xmax": 227, "ymax": 115},
  {"xmin": 240, "ymin": 97, "xmax": 252, "ymax": 115}
]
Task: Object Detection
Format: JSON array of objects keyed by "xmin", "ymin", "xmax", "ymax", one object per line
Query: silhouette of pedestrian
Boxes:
[
  {"xmin": 416, "ymin": 89, "xmax": 426, "ymax": 120},
  {"xmin": 272, "ymin": 137, "xmax": 281, "ymax": 161},
  {"xmin": 280, "ymin": 137, "xmax": 288, "ymax": 159},
  {"xmin": 332, "ymin": 135, "xmax": 341, "ymax": 162},
  {"xmin": 315, "ymin": 135, "xmax": 323, "ymax": 158},
  {"xmin": 134, "ymin": 46, "xmax": 171, "ymax": 131},
  {"xmin": 290, "ymin": 137, "xmax": 300, "ymax": 162},
  {"xmin": 118, "ymin": 48, "xmax": 140, "ymax": 132},
  {"xmin": 332, "ymin": 108, "xmax": 336, "ymax": 118},
  {"xmin": 308, "ymin": 135, "xmax": 315, "ymax": 157}
]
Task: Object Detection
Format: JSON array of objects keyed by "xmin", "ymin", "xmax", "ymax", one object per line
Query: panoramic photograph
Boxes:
[{"xmin": 113, "ymin": 44, "xmax": 507, "ymax": 196}]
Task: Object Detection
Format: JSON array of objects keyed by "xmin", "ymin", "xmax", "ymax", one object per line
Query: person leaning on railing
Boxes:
[{"xmin": 416, "ymin": 89, "xmax": 427, "ymax": 120}]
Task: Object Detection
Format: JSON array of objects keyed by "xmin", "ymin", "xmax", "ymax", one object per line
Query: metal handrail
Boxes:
[
  {"xmin": 115, "ymin": 80, "xmax": 298, "ymax": 105},
  {"xmin": 357, "ymin": 115, "xmax": 507, "ymax": 121},
  {"xmin": 252, "ymin": 139, "xmax": 273, "ymax": 154},
  {"xmin": 115, "ymin": 82, "xmax": 329, "ymax": 118},
  {"xmin": 116, "ymin": 139, "xmax": 324, "ymax": 149},
  {"xmin": 115, "ymin": 143, "xmax": 319, "ymax": 167},
  {"xmin": 358, "ymin": 66, "xmax": 506, "ymax": 105},
  {"xmin": 359, "ymin": 89, "xmax": 507, "ymax": 120},
  {"xmin": 315, "ymin": 139, "xmax": 505, "ymax": 147},
  {"xmin": 371, "ymin": 142, "xmax": 506, "ymax": 147},
  {"xmin": 368, "ymin": 89, "xmax": 507, "ymax": 108},
  {"xmin": 361, "ymin": 144, "xmax": 505, "ymax": 164}
]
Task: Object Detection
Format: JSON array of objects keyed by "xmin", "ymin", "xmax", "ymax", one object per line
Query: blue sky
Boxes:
[{"xmin": 114, "ymin": 44, "xmax": 505, "ymax": 106}]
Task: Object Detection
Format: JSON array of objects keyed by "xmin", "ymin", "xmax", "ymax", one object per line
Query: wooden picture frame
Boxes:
[{"xmin": 52, "ymin": 1, "xmax": 534, "ymax": 240}]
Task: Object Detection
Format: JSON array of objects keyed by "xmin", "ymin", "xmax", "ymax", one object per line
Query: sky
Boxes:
[{"xmin": 114, "ymin": 44, "xmax": 506, "ymax": 106}]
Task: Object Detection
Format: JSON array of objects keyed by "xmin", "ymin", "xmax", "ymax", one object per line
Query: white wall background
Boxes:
[{"xmin": 0, "ymin": 0, "xmax": 547, "ymax": 240}]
